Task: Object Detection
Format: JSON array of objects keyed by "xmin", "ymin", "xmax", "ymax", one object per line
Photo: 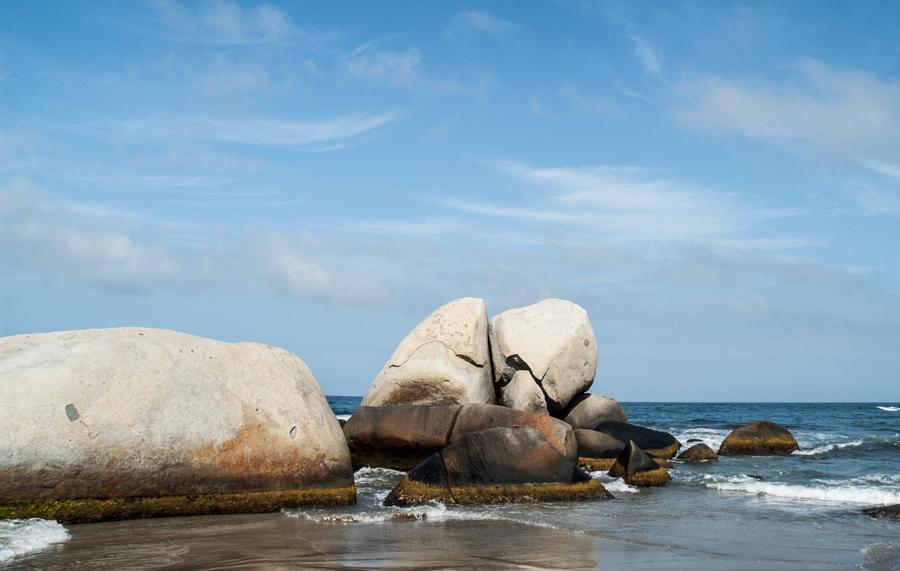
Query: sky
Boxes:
[{"xmin": 1, "ymin": 1, "xmax": 899, "ymax": 401}]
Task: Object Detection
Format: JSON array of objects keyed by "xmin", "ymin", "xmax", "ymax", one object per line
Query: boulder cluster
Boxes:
[
  {"xmin": 353, "ymin": 297, "xmax": 680, "ymax": 503},
  {"xmin": 0, "ymin": 296, "xmax": 812, "ymax": 524},
  {"xmin": 350, "ymin": 297, "xmax": 810, "ymax": 505}
]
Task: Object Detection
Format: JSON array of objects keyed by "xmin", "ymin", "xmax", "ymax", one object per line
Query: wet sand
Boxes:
[{"xmin": 4, "ymin": 510, "xmax": 871, "ymax": 570}]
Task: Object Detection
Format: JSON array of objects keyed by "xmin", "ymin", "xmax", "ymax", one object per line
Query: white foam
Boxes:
[
  {"xmin": 586, "ymin": 471, "xmax": 640, "ymax": 494},
  {"xmin": 877, "ymin": 406, "xmax": 900, "ymax": 412},
  {"xmin": 353, "ymin": 466, "xmax": 405, "ymax": 483},
  {"xmin": 0, "ymin": 519, "xmax": 69, "ymax": 563},
  {"xmin": 672, "ymin": 428, "xmax": 731, "ymax": 450},
  {"xmin": 794, "ymin": 439, "xmax": 864, "ymax": 456},
  {"xmin": 706, "ymin": 477, "xmax": 900, "ymax": 506},
  {"xmin": 336, "ymin": 414, "xmax": 352, "ymax": 420}
]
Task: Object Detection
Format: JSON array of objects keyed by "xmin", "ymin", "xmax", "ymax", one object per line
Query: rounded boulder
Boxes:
[
  {"xmin": 0, "ymin": 328, "xmax": 355, "ymax": 523},
  {"xmin": 718, "ymin": 421, "xmax": 800, "ymax": 456},
  {"xmin": 384, "ymin": 426, "xmax": 612, "ymax": 506}
]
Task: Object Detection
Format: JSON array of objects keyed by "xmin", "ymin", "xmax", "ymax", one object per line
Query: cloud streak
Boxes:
[
  {"xmin": 675, "ymin": 59, "xmax": 900, "ymax": 176},
  {"xmin": 444, "ymin": 161, "xmax": 792, "ymax": 244}
]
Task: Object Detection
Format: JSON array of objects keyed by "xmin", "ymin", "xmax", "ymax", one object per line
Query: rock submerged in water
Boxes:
[
  {"xmin": 593, "ymin": 421, "xmax": 681, "ymax": 459},
  {"xmin": 343, "ymin": 403, "xmax": 577, "ymax": 470},
  {"xmin": 863, "ymin": 504, "xmax": 900, "ymax": 520},
  {"xmin": 489, "ymin": 299, "xmax": 597, "ymax": 412},
  {"xmin": 678, "ymin": 443, "xmax": 718, "ymax": 462},
  {"xmin": 361, "ymin": 298, "xmax": 495, "ymax": 407},
  {"xmin": 0, "ymin": 328, "xmax": 355, "ymax": 523},
  {"xmin": 383, "ymin": 426, "xmax": 612, "ymax": 506},
  {"xmin": 608, "ymin": 441, "xmax": 671, "ymax": 487},
  {"xmin": 559, "ymin": 393, "xmax": 627, "ymax": 429},
  {"xmin": 717, "ymin": 421, "xmax": 800, "ymax": 456}
]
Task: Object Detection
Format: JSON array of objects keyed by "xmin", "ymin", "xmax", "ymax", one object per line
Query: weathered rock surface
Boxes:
[
  {"xmin": 343, "ymin": 403, "xmax": 577, "ymax": 469},
  {"xmin": 718, "ymin": 421, "xmax": 800, "ymax": 456},
  {"xmin": 559, "ymin": 394, "xmax": 627, "ymax": 429},
  {"xmin": 498, "ymin": 370, "xmax": 548, "ymax": 415},
  {"xmin": 575, "ymin": 429, "xmax": 626, "ymax": 459},
  {"xmin": 863, "ymin": 504, "xmax": 900, "ymax": 520},
  {"xmin": 342, "ymin": 405, "xmax": 462, "ymax": 470},
  {"xmin": 489, "ymin": 299, "xmax": 597, "ymax": 412},
  {"xmin": 608, "ymin": 441, "xmax": 670, "ymax": 487},
  {"xmin": 678, "ymin": 443, "xmax": 718, "ymax": 462},
  {"xmin": 594, "ymin": 421, "xmax": 681, "ymax": 459},
  {"xmin": 362, "ymin": 298, "xmax": 495, "ymax": 407},
  {"xmin": 0, "ymin": 328, "xmax": 355, "ymax": 523},
  {"xmin": 450, "ymin": 404, "xmax": 577, "ymax": 461},
  {"xmin": 383, "ymin": 426, "xmax": 612, "ymax": 506}
]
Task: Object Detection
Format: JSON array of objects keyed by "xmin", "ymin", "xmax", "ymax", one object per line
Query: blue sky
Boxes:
[{"xmin": 2, "ymin": 1, "xmax": 899, "ymax": 401}]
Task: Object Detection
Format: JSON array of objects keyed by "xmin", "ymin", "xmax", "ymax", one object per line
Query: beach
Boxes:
[{"xmin": 4, "ymin": 401, "xmax": 898, "ymax": 570}]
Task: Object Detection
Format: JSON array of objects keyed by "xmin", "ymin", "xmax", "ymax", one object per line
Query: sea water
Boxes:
[
  {"xmin": 327, "ymin": 398, "xmax": 900, "ymax": 569},
  {"xmin": 3, "ymin": 400, "xmax": 899, "ymax": 569}
]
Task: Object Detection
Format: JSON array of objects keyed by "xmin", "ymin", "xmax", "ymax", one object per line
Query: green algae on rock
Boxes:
[
  {"xmin": 718, "ymin": 421, "xmax": 800, "ymax": 456},
  {"xmin": 384, "ymin": 426, "xmax": 612, "ymax": 506}
]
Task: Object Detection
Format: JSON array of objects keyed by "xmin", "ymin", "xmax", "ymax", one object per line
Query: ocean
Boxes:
[{"xmin": 3, "ymin": 400, "xmax": 899, "ymax": 570}]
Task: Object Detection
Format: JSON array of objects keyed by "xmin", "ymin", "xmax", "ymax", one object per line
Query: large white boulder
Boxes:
[
  {"xmin": 361, "ymin": 298, "xmax": 495, "ymax": 406},
  {"xmin": 489, "ymin": 298, "xmax": 597, "ymax": 411},
  {"xmin": 0, "ymin": 328, "xmax": 355, "ymax": 522}
]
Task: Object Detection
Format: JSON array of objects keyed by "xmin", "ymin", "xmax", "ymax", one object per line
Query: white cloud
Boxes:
[
  {"xmin": 114, "ymin": 111, "xmax": 400, "ymax": 149},
  {"xmin": 0, "ymin": 178, "xmax": 387, "ymax": 303},
  {"xmin": 152, "ymin": 0, "xmax": 301, "ymax": 44},
  {"xmin": 674, "ymin": 59, "xmax": 900, "ymax": 174},
  {"xmin": 443, "ymin": 161, "xmax": 789, "ymax": 244},
  {"xmin": 343, "ymin": 41, "xmax": 465, "ymax": 93},
  {"xmin": 344, "ymin": 43, "xmax": 427, "ymax": 89},
  {"xmin": 0, "ymin": 179, "xmax": 178, "ymax": 292},
  {"xmin": 628, "ymin": 32, "xmax": 661, "ymax": 76},
  {"xmin": 452, "ymin": 10, "xmax": 517, "ymax": 34}
]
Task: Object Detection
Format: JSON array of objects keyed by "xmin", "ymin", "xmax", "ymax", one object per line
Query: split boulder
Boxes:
[
  {"xmin": 361, "ymin": 298, "xmax": 495, "ymax": 407},
  {"xmin": 489, "ymin": 299, "xmax": 597, "ymax": 412}
]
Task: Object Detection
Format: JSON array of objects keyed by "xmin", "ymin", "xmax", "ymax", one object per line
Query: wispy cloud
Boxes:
[
  {"xmin": 443, "ymin": 161, "xmax": 792, "ymax": 244},
  {"xmin": 674, "ymin": 59, "xmax": 900, "ymax": 175},
  {"xmin": 628, "ymin": 32, "xmax": 661, "ymax": 77},
  {"xmin": 151, "ymin": 0, "xmax": 304, "ymax": 45},
  {"xmin": 452, "ymin": 10, "xmax": 518, "ymax": 35},
  {"xmin": 76, "ymin": 111, "xmax": 401, "ymax": 149},
  {"xmin": 343, "ymin": 41, "xmax": 464, "ymax": 93},
  {"xmin": 0, "ymin": 178, "xmax": 387, "ymax": 303}
]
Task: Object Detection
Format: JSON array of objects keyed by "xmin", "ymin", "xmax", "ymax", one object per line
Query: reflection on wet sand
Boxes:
[{"xmin": 6, "ymin": 513, "xmax": 599, "ymax": 570}]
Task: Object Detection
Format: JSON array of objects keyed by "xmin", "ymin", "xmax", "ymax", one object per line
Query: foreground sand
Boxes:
[{"xmin": 4, "ymin": 511, "xmax": 866, "ymax": 570}]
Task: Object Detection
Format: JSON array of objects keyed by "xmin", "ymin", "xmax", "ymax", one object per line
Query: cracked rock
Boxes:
[
  {"xmin": 499, "ymin": 370, "xmax": 548, "ymax": 414},
  {"xmin": 489, "ymin": 298, "xmax": 597, "ymax": 412},
  {"xmin": 361, "ymin": 298, "xmax": 495, "ymax": 406}
]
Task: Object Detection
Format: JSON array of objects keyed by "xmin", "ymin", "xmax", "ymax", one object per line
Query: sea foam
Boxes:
[
  {"xmin": 794, "ymin": 439, "xmax": 864, "ymax": 456},
  {"xmin": 0, "ymin": 519, "xmax": 69, "ymax": 563},
  {"xmin": 877, "ymin": 406, "xmax": 900, "ymax": 412},
  {"xmin": 706, "ymin": 476, "xmax": 900, "ymax": 506}
]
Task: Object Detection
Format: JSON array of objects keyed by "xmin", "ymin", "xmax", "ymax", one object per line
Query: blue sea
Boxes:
[
  {"xmin": 3, "ymin": 400, "xmax": 899, "ymax": 569},
  {"xmin": 324, "ymin": 398, "xmax": 900, "ymax": 570}
]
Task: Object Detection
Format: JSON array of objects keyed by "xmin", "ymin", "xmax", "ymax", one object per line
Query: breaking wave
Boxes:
[
  {"xmin": 703, "ymin": 475, "xmax": 900, "ymax": 506},
  {"xmin": 876, "ymin": 406, "xmax": 900, "ymax": 412},
  {"xmin": 0, "ymin": 519, "xmax": 69, "ymax": 563}
]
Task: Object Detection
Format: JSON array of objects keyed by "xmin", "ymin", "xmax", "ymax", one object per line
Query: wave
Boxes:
[
  {"xmin": 705, "ymin": 476, "xmax": 900, "ymax": 506},
  {"xmin": 794, "ymin": 439, "xmax": 864, "ymax": 456},
  {"xmin": 336, "ymin": 414, "xmax": 352, "ymax": 420},
  {"xmin": 586, "ymin": 472, "xmax": 640, "ymax": 494},
  {"xmin": 0, "ymin": 519, "xmax": 69, "ymax": 563},
  {"xmin": 877, "ymin": 406, "xmax": 900, "ymax": 412}
]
